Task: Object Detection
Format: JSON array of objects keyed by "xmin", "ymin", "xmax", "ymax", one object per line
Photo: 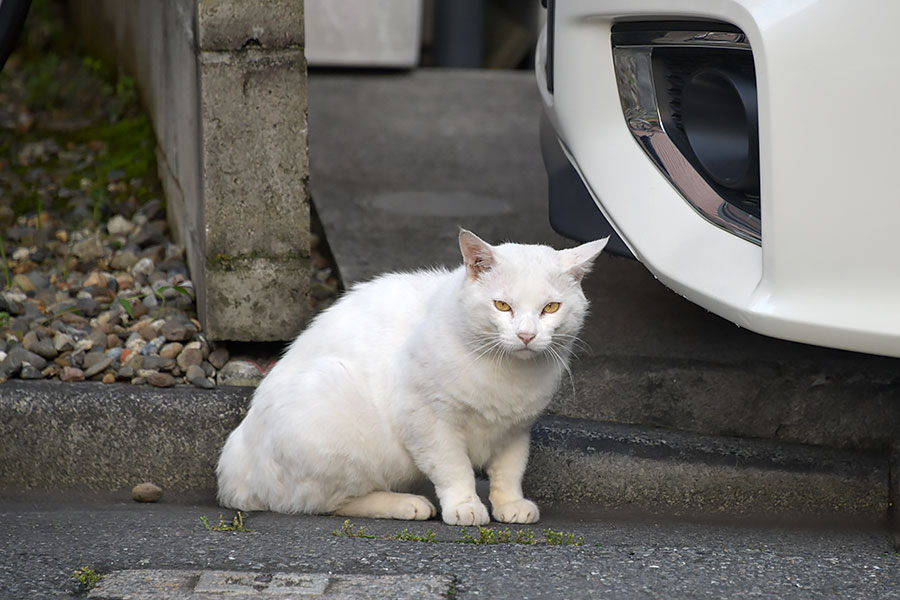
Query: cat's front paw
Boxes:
[
  {"xmin": 492, "ymin": 499, "xmax": 540, "ymax": 524},
  {"xmin": 443, "ymin": 501, "xmax": 490, "ymax": 526}
]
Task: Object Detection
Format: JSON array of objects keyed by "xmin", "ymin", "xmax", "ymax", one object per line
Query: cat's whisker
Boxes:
[
  {"xmin": 552, "ymin": 333, "xmax": 592, "ymax": 356},
  {"xmin": 546, "ymin": 342, "xmax": 576, "ymax": 398}
]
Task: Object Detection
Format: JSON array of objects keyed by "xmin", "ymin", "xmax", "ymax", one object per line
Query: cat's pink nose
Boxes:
[{"xmin": 518, "ymin": 332, "xmax": 536, "ymax": 346}]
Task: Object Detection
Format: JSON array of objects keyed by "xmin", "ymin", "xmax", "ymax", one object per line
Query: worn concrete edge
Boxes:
[{"xmin": 0, "ymin": 381, "xmax": 889, "ymax": 520}]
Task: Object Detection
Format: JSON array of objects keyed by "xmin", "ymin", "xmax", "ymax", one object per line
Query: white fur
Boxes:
[{"xmin": 217, "ymin": 231, "xmax": 608, "ymax": 524}]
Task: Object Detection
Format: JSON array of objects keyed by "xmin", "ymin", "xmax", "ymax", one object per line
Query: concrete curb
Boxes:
[
  {"xmin": 527, "ymin": 416, "xmax": 888, "ymax": 521},
  {"xmin": 0, "ymin": 381, "xmax": 889, "ymax": 521}
]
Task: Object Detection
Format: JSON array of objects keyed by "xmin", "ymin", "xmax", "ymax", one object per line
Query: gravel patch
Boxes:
[{"xmin": 0, "ymin": 2, "xmax": 339, "ymax": 388}]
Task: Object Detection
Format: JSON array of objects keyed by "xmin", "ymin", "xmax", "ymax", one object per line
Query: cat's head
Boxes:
[{"xmin": 457, "ymin": 230, "xmax": 608, "ymax": 361}]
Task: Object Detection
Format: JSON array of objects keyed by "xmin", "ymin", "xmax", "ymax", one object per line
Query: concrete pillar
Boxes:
[{"xmin": 67, "ymin": 0, "xmax": 311, "ymax": 341}]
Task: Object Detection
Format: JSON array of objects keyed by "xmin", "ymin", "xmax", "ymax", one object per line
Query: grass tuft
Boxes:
[{"xmin": 201, "ymin": 511, "xmax": 255, "ymax": 532}]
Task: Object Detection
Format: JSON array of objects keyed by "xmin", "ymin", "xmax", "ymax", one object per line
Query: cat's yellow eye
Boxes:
[
  {"xmin": 494, "ymin": 300, "xmax": 512, "ymax": 312},
  {"xmin": 543, "ymin": 302, "xmax": 561, "ymax": 314}
]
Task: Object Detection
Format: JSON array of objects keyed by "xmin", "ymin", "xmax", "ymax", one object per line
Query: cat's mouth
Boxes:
[{"xmin": 512, "ymin": 346, "xmax": 540, "ymax": 359}]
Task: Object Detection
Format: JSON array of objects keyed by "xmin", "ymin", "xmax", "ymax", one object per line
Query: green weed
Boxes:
[
  {"xmin": 201, "ymin": 511, "xmax": 255, "ymax": 532},
  {"xmin": 71, "ymin": 566, "xmax": 102, "ymax": 590},
  {"xmin": 332, "ymin": 519, "xmax": 376, "ymax": 539},
  {"xmin": 393, "ymin": 528, "xmax": 437, "ymax": 542},
  {"xmin": 544, "ymin": 528, "xmax": 584, "ymax": 546}
]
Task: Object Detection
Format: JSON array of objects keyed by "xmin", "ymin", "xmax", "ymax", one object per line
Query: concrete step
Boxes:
[{"xmin": 0, "ymin": 381, "xmax": 890, "ymax": 523}]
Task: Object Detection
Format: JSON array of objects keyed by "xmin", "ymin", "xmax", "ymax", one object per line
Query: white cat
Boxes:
[{"xmin": 217, "ymin": 230, "xmax": 608, "ymax": 525}]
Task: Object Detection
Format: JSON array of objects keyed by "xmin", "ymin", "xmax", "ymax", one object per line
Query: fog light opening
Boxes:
[{"xmin": 681, "ymin": 68, "xmax": 759, "ymax": 193}]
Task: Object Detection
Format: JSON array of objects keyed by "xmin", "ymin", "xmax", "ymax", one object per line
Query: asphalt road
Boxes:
[{"xmin": 2, "ymin": 490, "xmax": 896, "ymax": 599}]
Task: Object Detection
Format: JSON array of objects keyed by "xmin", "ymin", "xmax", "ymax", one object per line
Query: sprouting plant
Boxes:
[
  {"xmin": 0, "ymin": 232, "xmax": 9, "ymax": 288},
  {"xmin": 514, "ymin": 529, "xmax": 536, "ymax": 545},
  {"xmin": 458, "ymin": 526, "xmax": 512, "ymax": 545},
  {"xmin": 393, "ymin": 528, "xmax": 437, "ymax": 542},
  {"xmin": 35, "ymin": 196, "xmax": 43, "ymax": 231},
  {"xmin": 332, "ymin": 520, "xmax": 376, "ymax": 539},
  {"xmin": 201, "ymin": 511, "xmax": 255, "ymax": 532},
  {"xmin": 0, "ymin": 312, "xmax": 9, "ymax": 328},
  {"xmin": 71, "ymin": 566, "xmax": 102, "ymax": 590},
  {"xmin": 116, "ymin": 284, "xmax": 193, "ymax": 321},
  {"xmin": 544, "ymin": 528, "xmax": 584, "ymax": 546}
]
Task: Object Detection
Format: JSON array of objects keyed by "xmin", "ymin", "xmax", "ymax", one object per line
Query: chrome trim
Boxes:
[
  {"xmin": 612, "ymin": 29, "xmax": 761, "ymax": 245},
  {"xmin": 612, "ymin": 29, "xmax": 750, "ymax": 50}
]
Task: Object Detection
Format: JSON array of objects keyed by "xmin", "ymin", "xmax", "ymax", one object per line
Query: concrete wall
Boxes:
[{"xmin": 67, "ymin": 0, "xmax": 311, "ymax": 341}]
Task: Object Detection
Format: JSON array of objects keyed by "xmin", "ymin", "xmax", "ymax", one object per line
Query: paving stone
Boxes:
[{"xmin": 88, "ymin": 570, "xmax": 451, "ymax": 599}]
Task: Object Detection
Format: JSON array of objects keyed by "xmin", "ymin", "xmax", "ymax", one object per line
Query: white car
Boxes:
[{"xmin": 536, "ymin": 0, "xmax": 900, "ymax": 358}]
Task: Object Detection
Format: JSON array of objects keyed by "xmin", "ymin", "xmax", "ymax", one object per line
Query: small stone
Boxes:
[
  {"xmin": 83, "ymin": 271, "xmax": 108, "ymax": 289},
  {"xmin": 122, "ymin": 352, "xmax": 144, "ymax": 371},
  {"xmin": 89, "ymin": 327, "xmax": 108, "ymax": 350},
  {"xmin": 208, "ymin": 347, "xmax": 230, "ymax": 370},
  {"xmin": 72, "ymin": 235, "xmax": 104, "ymax": 261},
  {"xmin": 75, "ymin": 297, "xmax": 102, "ymax": 318},
  {"xmin": 185, "ymin": 364, "xmax": 206, "ymax": 381},
  {"xmin": 148, "ymin": 371, "xmax": 176, "ymax": 388},
  {"xmin": 131, "ymin": 482, "xmax": 163, "ymax": 503},
  {"xmin": 201, "ymin": 361, "xmax": 215, "ymax": 378},
  {"xmin": 107, "ymin": 214, "xmax": 135, "ymax": 237},
  {"xmin": 216, "ymin": 360, "xmax": 265, "ymax": 387},
  {"xmin": 83, "ymin": 355, "xmax": 112, "ymax": 378},
  {"xmin": 4, "ymin": 345, "xmax": 48, "ymax": 375},
  {"xmin": 20, "ymin": 361, "xmax": 43, "ymax": 379},
  {"xmin": 61, "ymin": 311, "xmax": 89, "ymax": 327},
  {"xmin": 0, "ymin": 290, "xmax": 27, "ymax": 315},
  {"xmin": 53, "ymin": 333, "xmax": 75, "ymax": 353},
  {"xmin": 189, "ymin": 374, "xmax": 215, "ymax": 390},
  {"xmin": 110, "ymin": 250, "xmax": 139, "ymax": 271},
  {"xmin": 131, "ymin": 376, "xmax": 147, "ymax": 385},
  {"xmin": 125, "ymin": 333, "xmax": 147, "ymax": 353},
  {"xmin": 141, "ymin": 335, "xmax": 166, "ymax": 356},
  {"xmin": 41, "ymin": 364, "xmax": 59, "ymax": 379},
  {"xmin": 116, "ymin": 365, "xmax": 135, "ymax": 380},
  {"xmin": 107, "ymin": 334, "xmax": 121, "ymax": 349},
  {"xmin": 23, "ymin": 331, "xmax": 57, "ymax": 360},
  {"xmin": 138, "ymin": 322, "xmax": 158, "ymax": 342},
  {"xmin": 130, "ymin": 301, "xmax": 149, "ymax": 319},
  {"xmin": 102, "ymin": 372, "xmax": 116, "ymax": 384},
  {"xmin": 176, "ymin": 347, "xmax": 203, "ymax": 370},
  {"xmin": 159, "ymin": 342, "xmax": 183, "ymax": 360},
  {"xmin": 141, "ymin": 293, "xmax": 158, "ymax": 309},
  {"xmin": 60, "ymin": 366, "xmax": 85, "ymax": 382},
  {"xmin": 25, "ymin": 271, "xmax": 50, "ymax": 292},
  {"xmin": 12, "ymin": 273, "xmax": 36, "ymax": 294},
  {"xmin": 160, "ymin": 320, "xmax": 192, "ymax": 342},
  {"xmin": 142, "ymin": 355, "xmax": 174, "ymax": 371},
  {"xmin": 131, "ymin": 257, "xmax": 155, "ymax": 278},
  {"xmin": 115, "ymin": 272, "xmax": 135, "ymax": 290}
]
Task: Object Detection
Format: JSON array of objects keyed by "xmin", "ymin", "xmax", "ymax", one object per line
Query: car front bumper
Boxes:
[{"xmin": 537, "ymin": 0, "xmax": 900, "ymax": 358}]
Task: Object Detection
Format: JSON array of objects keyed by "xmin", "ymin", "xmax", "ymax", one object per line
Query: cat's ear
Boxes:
[
  {"xmin": 559, "ymin": 237, "xmax": 609, "ymax": 282},
  {"xmin": 459, "ymin": 229, "xmax": 495, "ymax": 281}
]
